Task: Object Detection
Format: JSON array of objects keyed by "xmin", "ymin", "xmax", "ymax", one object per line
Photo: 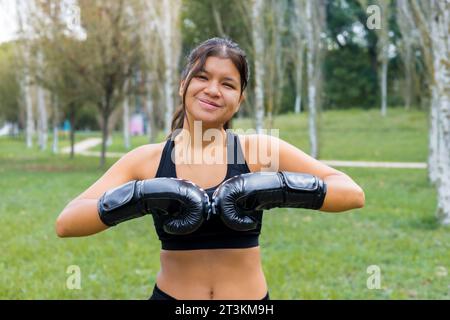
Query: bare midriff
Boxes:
[{"xmin": 156, "ymin": 246, "xmax": 268, "ymax": 300}]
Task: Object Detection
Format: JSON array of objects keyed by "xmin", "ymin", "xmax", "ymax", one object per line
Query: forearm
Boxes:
[
  {"xmin": 320, "ymin": 174, "xmax": 365, "ymax": 212},
  {"xmin": 56, "ymin": 199, "xmax": 108, "ymax": 237}
]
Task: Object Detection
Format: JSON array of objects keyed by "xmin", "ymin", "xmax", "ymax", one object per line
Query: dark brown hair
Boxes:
[{"xmin": 167, "ymin": 37, "xmax": 249, "ymax": 139}]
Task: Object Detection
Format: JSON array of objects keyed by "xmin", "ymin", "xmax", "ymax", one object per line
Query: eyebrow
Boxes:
[{"xmin": 199, "ymin": 68, "xmax": 238, "ymax": 84}]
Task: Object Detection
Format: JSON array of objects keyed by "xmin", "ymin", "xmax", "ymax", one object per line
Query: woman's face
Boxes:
[{"xmin": 180, "ymin": 56, "xmax": 244, "ymax": 128}]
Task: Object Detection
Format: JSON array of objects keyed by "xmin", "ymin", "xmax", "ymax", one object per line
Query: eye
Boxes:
[
  {"xmin": 195, "ymin": 75, "xmax": 208, "ymax": 80},
  {"xmin": 223, "ymin": 83, "xmax": 235, "ymax": 89}
]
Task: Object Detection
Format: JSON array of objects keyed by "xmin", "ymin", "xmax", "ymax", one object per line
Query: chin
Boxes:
[{"xmin": 188, "ymin": 111, "xmax": 222, "ymax": 126}]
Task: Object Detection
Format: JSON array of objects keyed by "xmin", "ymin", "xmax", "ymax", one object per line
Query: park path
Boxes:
[
  {"xmin": 60, "ymin": 137, "xmax": 124, "ymax": 158},
  {"xmin": 61, "ymin": 137, "xmax": 102, "ymax": 154},
  {"xmin": 63, "ymin": 138, "xmax": 427, "ymax": 169}
]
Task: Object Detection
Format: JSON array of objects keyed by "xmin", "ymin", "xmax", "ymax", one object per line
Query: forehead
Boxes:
[{"xmin": 201, "ymin": 56, "xmax": 240, "ymax": 81}]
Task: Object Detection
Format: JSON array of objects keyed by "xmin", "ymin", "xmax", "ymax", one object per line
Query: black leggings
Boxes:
[{"xmin": 149, "ymin": 284, "xmax": 270, "ymax": 300}]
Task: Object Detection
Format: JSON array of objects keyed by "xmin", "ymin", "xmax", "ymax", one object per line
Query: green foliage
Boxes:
[
  {"xmin": 0, "ymin": 43, "xmax": 20, "ymax": 123},
  {"xmin": 324, "ymin": 45, "xmax": 378, "ymax": 109}
]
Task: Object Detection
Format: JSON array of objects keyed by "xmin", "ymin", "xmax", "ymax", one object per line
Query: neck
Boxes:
[{"xmin": 179, "ymin": 116, "xmax": 227, "ymax": 150}]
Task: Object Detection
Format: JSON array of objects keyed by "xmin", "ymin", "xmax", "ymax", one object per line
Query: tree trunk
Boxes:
[
  {"xmin": 123, "ymin": 81, "xmax": 130, "ymax": 150},
  {"xmin": 69, "ymin": 103, "xmax": 76, "ymax": 159},
  {"xmin": 292, "ymin": 0, "xmax": 305, "ymax": 114},
  {"xmin": 146, "ymin": 94, "xmax": 156, "ymax": 143},
  {"xmin": 37, "ymin": 85, "xmax": 48, "ymax": 150},
  {"xmin": 24, "ymin": 72, "xmax": 34, "ymax": 148},
  {"xmin": 275, "ymin": 0, "xmax": 287, "ymax": 120},
  {"xmin": 161, "ymin": 0, "xmax": 181, "ymax": 135},
  {"xmin": 252, "ymin": 0, "xmax": 265, "ymax": 133},
  {"xmin": 436, "ymin": 91, "xmax": 450, "ymax": 225},
  {"xmin": 306, "ymin": 0, "xmax": 319, "ymax": 158},
  {"xmin": 100, "ymin": 103, "xmax": 110, "ymax": 168},
  {"xmin": 294, "ymin": 46, "xmax": 304, "ymax": 114},
  {"xmin": 52, "ymin": 94, "xmax": 59, "ymax": 154},
  {"xmin": 428, "ymin": 86, "xmax": 439, "ymax": 184},
  {"xmin": 378, "ymin": 0, "xmax": 390, "ymax": 117},
  {"xmin": 404, "ymin": 55, "xmax": 413, "ymax": 111},
  {"xmin": 381, "ymin": 57, "xmax": 388, "ymax": 117},
  {"xmin": 432, "ymin": 0, "xmax": 450, "ymax": 225}
]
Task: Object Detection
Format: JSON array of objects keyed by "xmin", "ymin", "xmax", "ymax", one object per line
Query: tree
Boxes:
[
  {"xmin": 290, "ymin": 0, "xmax": 306, "ymax": 114},
  {"xmin": 15, "ymin": 0, "xmax": 35, "ymax": 148},
  {"xmin": 145, "ymin": 0, "xmax": 182, "ymax": 136},
  {"xmin": 403, "ymin": 0, "xmax": 450, "ymax": 225},
  {"xmin": 265, "ymin": 0, "xmax": 289, "ymax": 129},
  {"xmin": 305, "ymin": 0, "xmax": 326, "ymax": 158},
  {"xmin": 251, "ymin": 0, "xmax": 265, "ymax": 133},
  {"xmin": 358, "ymin": 0, "xmax": 391, "ymax": 116},
  {"xmin": 396, "ymin": 0, "xmax": 420, "ymax": 110},
  {"xmin": 31, "ymin": 0, "xmax": 144, "ymax": 166}
]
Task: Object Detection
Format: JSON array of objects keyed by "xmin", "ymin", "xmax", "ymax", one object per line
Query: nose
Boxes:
[{"xmin": 204, "ymin": 81, "xmax": 220, "ymax": 97}]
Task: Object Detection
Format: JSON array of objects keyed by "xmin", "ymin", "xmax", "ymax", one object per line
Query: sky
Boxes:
[{"xmin": 0, "ymin": 0, "xmax": 19, "ymax": 44}]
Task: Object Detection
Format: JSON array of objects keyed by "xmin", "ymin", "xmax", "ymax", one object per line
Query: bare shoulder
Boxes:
[
  {"xmin": 71, "ymin": 141, "xmax": 166, "ymax": 201},
  {"xmin": 128, "ymin": 141, "xmax": 166, "ymax": 180}
]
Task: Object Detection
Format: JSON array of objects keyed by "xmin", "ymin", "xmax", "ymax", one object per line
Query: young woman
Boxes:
[{"xmin": 56, "ymin": 37, "xmax": 365, "ymax": 300}]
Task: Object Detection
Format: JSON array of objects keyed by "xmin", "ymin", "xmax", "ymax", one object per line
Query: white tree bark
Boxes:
[
  {"xmin": 406, "ymin": 1, "xmax": 438, "ymax": 183},
  {"xmin": 37, "ymin": 85, "xmax": 48, "ymax": 151},
  {"xmin": 305, "ymin": 0, "xmax": 324, "ymax": 158},
  {"xmin": 406, "ymin": 0, "xmax": 450, "ymax": 224},
  {"xmin": 16, "ymin": 0, "xmax": 35, "ymax": 148},
  {"xmin": 428, "ymin": 86, "xmax": 440, "ymax": 183},
  {"xmin": 24, "ymin": 71, "xmax": 34, "ymax": 148},
  {"xmin": 147, "ymin": 0, "xmax": 181, "ymax": 135},
  {"xmin": 378, "ymin": 0, "xmax": 390, "ymax": 117},
  {"xmin": 252, "ymin": 0, "xmax": 265, "ymax": 133},
  {"xmin": 52, "ymin": 94, "xmax": 59, "ymax": 154},
  {"xmin": 292, "ymin": 0, "xmax": 306, "ymax": 114},
  {"xmin": 397, "ymin": 0, "xmax": 416, "ymax": 110},
  {"xmin": 36, "ymin": 51, "xmax": 48, "ymax": 151},
  {"xmin": 269, "ymin": 0, "xmax": 287, "ymax": 128},
  {"xmin": 162, "ymin": 0, "xmax": 174, "ymax": 135},
  {"xmin": 138, "ymin": 2, "xmax": 160, "ymax": 142},
  {"xmin": 431, "ymin": 0, "xmax": 450, "ymax": 225}
]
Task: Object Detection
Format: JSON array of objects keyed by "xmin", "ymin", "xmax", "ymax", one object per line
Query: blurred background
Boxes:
[{"xmin": 0, "ymin": 0, "xmax": 449, "ymax": 299}]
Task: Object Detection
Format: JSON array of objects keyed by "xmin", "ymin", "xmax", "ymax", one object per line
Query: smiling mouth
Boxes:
[{"xmin": 198, "ymin": 98, "xmax": 222, "ymax": 108}]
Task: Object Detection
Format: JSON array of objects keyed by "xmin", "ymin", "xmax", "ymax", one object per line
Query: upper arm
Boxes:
[
  {"xmin": 71, "ymin": 144, "xmax": 160, "ymax": 202},
  {"xmin": 245, "ymin": 134, "xmax": 343, "ymax": 179},
  {"xmin": 274, "ymin": 136, "xmax": 343, "ymax": 179}
]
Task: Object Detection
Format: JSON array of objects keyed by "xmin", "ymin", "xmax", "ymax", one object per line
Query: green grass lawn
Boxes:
[
  {"xmin": 1, "ymin": 108, "xmax": 448, "ymax": 299},
  {"xmin": 90, "ymin": 108, "xmax": 429, "ymax": 162}
]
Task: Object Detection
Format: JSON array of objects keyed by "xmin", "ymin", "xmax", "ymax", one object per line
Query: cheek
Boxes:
[
  {"xmin": 184, "ymin": 84, "xmax": 203, "ymax": 103},
  {"xmin": 224, "ymin": 93, "xmax": 240, "ymax": 108}
]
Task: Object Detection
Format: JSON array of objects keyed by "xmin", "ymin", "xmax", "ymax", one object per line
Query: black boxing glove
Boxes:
[
  {"xmin": 212, "ymin": 171, "xmax": 327, "ymax": 231},
  {"xmin": 97, "ymin": 178, "xmax": 210, "ymax": 235}
]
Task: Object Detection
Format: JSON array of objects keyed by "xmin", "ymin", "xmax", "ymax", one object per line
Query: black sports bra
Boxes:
[{"xmin": 152, "ymin": 130, "xmax": 263, "ymax": 250}]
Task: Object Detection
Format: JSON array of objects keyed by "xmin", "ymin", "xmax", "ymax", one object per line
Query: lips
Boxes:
[{"xmin": 198, "ymin": 98, "xmax": 222, "ymax": 108}]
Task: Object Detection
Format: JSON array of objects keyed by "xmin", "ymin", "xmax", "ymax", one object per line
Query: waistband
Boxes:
[{"xmin": 150, "ymin": 284, "xmax": 270, "ymax": 300}]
